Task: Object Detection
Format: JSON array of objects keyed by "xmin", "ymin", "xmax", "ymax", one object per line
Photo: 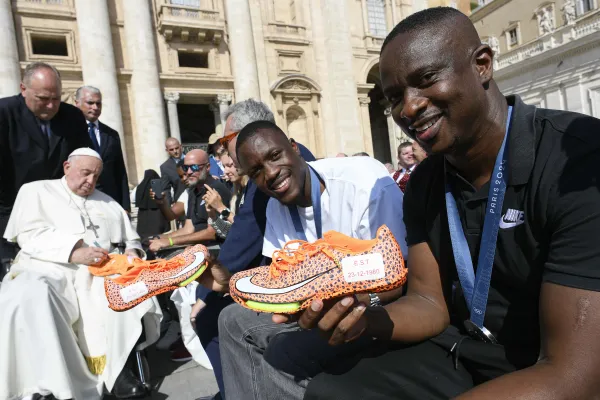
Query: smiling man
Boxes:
[
  {"xmin": 202, "ymin": 120, "xmax": 407, "ymax": 400},
  {"xmin": 292, "ymin": 7, "xmax": 600, "ymax": 400}
]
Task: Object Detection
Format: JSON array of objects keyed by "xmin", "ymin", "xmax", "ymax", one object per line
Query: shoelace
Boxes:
[
  {"xmin": 112, "ymin": 256, "xmax": 187, "ymax": 284},
  {"xmin": 269, "ymin": 239, "xmax": 348, "ymax": 279}
]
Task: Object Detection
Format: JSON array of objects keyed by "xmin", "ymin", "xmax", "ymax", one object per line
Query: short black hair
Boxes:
[
  {"xmin": 381, "ymin": 7, "xmax": 468, "ymax": 53},
  {"xmin": 235, "ymin": 120, "xmax": 287, "ymax": 156},
  {"xmin": 398, "ymin": 141, "xmax": 413, "ymax": 151}
]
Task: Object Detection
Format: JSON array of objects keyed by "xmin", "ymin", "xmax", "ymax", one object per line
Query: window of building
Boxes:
[
  {"xmin": 170, "ymin": 0, "xmax": 200, "ymax": 6},
  {"xmin": 366, "ymin": 0, "xmax": 387, "ymax": 37},
  {"xmin": 508, "ymin": 28, "xmax": 518, "ymax": 46},
  {"xmin": 30, "ymin": 34, "xmax": 68, "ymax": 56},
  {"xmin": 576, "ymin": 0, "xmax": 595, "ymax": 16},
  {"xmin": 273, "ymin": 0, "xmax": 300, "ymax": 25},
  {"xmin": 178, "ymin": 51, "xmax": 208, "ymax": 68}
]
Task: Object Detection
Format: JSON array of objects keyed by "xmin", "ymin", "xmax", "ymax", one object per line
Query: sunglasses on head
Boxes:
[
  {"xmin": 218, "ymin": 132, "xmax": 239, "ymax": 148},
  {"xmin": 182, "ymin": 163, "xmax": 207, "ymax": 173}
]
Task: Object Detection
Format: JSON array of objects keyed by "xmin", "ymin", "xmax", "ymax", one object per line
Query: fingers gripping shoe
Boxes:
[
  {"xmin": 229, "ymin": 225, "xmax": 407, "ymax": 314},
  {"xmin": 105, "ymin": 245, "xmax": 209, "ymax": 311}
]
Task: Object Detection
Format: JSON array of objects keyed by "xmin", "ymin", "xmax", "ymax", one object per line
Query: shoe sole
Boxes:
[{"xmin": 237, "ymin": 275, "xmax": 406, "ymax": 314}]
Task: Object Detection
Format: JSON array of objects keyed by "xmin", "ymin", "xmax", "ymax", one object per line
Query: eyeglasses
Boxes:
[
  {"xmin": 182, "ymin": 163, "xmax": 208, "ymax": 173},
  {"xmin": 218, "ymin": 131, "xmax": 239, "ymax": 149}
]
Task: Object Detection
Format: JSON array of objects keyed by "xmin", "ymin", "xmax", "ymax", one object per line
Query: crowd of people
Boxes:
[{"xmin": 1, "ymin": 6, "xmax": 600, "ymax": 400}]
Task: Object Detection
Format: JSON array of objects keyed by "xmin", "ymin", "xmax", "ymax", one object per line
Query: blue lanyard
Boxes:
[
  {"xmin": 445, "ymin": 106, "xmax": 513, "ymax": 328},
  {"xmin": 288, "ymin": 166, "xmax": 322, "ymax": 241}
]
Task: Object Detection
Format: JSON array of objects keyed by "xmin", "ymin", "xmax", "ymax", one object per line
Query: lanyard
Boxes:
[
  {"xmin": 445, "ymin": 106, "xmax": 513, "ymax": 329},
  {"xmin": 288, "ymin": 166, "xmax": 322, "ymax": 241}
]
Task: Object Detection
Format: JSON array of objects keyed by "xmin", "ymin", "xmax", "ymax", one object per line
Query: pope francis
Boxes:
[{"xmin": 0, "ymin": 148, "xmax": 161, "ymax": 400}]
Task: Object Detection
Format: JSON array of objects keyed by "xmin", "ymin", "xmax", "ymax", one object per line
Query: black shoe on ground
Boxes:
[{"xmin": 112, "ymin": 366, "xmax": 149, "ymax": 399}]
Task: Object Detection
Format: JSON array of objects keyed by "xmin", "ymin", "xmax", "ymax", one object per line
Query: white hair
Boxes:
[
  {"xmin": 75, "ymin": 85, "xmax": 102, "ymax": 101},
  {"xmin": 221, "ymin": 98, "xmax": 275, "ymax": 132}
]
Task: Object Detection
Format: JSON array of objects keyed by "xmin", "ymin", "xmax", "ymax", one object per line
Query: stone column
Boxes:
[
  {"xmin": 209, "ymin": 102, "xmax": 221, "ymax": 136},
  {"xmin": 209, "ymin": 94, "xmax": 231, "ymax": 136},
  {"xmin": 75, "ymin": 0, "xmax": 128, "ymax": 166},
  {"xmin": 391, "ymin": 0, "xmax": 399, "ymax": 26},
  {"xmin": 164, "ymin": 92, "xmax": 181, "ymax": 142},
  {"xmin": 322, "ymin": 0, "xmax": 363, "ymax": 154},
  {"xmin": 359, "ymin": 97, "xmax": 374, "ymax": 155},
  {"xmin": 217, "ymin": 93, "xmax": 231, "ymax": 126},
  {"xmin": 385, "ymin": 106, "xmax": 402, "ymax": 168},
  {"xmin": 385, "ymin": 0, "xmax": 394, "ymax": 33},
  {"xmin": 225, "ymin": 0, "xmax": 260, "ymax": 101},
  {"xmin": 123, "ymin": 0, "xmax": 169, "ymax": 176},
  {"xmin": 0, "ymin": 0, "xmax": 21, "ymax": 97},
  {"xmin": 309, "ymin": 0, "xmax": 336, "ymax": 156},
  {"xmin": 360, "ymin": 0, "xmax": 370, "ymax": 36}
]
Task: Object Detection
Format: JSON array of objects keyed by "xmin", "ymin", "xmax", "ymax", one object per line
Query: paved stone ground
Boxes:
[{"xmin": 105, "ymin": 346, "xmax": 218, "ymax": 400}]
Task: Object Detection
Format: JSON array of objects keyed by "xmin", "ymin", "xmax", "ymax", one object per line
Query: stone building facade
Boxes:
[
  {"xmin": 0, "ymin": 0, "xmax": 470, "ymax": 183},
  {"xmin": 472, "ymin": 0, "xmax": 600, "ymax": 117}
]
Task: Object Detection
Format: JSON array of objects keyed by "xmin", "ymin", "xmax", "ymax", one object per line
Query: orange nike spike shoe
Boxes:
[
  {"xmin": 229, "ymin": 225, "xmax": 407, "ymax": 314},
  {"xmin": 89, "ymin": 254, "xmax": 140, "ymax": 277},
  {"xmin": 104, "ymin": 244, "xmax": 209, "ymax": 312}
]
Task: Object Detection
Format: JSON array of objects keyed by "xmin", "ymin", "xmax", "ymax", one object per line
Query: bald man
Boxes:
[
  {"xmin": 301, "ymin": 7, "xmax": 600, "ymax": 400},
  {"xmin": 149, "ymin": 149, "xmax": 232, "ymax": 252},
  {"xmin": 160, "ymin": 137, "xmax": 186, "ymax": 202},
  {"xmin": 0, "ymin": 62, "xmax": 90, "ymax": 277}
]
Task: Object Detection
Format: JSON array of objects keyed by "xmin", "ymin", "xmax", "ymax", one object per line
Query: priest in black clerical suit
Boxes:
[{"xmin": 0, "ymin": 62, "xmax": 91, "ymax": 267}]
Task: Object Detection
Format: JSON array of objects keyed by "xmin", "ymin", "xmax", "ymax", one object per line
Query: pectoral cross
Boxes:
[{"xmin": 86, "ymin": 218, "xmax": 100, "ymax": 238}]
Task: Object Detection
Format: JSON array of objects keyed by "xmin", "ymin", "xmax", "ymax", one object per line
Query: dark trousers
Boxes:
[
  {"xmin": 195, "ymin": 292, "xmax": 234, "ymax": 398},
  {"xmin": 305, "ymin": 326, "xmax": 520, "ymax": 400}
]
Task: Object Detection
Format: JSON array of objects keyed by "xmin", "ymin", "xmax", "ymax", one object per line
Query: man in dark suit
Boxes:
[
  {"xmin": 0, "ymin": 62, "xmax": 91, "ymax": 270},
  {"xmin": 75, "ymin": 86, "xmax": 130, "ymax": 211},
  {"xmin": 160, "ymin": 137, "xmax": 186, "ymax": 201}
]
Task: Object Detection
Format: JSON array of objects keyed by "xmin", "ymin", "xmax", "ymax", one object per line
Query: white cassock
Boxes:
[{"xmin": 0, "ymin": 177, "xmax": 162, "ymax": 400}]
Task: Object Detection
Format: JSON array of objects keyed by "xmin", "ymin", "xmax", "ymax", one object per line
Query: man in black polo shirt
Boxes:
[
  {"xmin": 289, "ymin": 7, "xmax": 600, "ymax": 400},
  {"xmin": 149, "ymin": 149, "xmax": 231, "ymax": 251}
]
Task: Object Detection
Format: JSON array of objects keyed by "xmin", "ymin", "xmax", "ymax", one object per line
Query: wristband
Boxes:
[{"xmin": 168, "ymin": 237, "xmax": 174, "ymax": 247}]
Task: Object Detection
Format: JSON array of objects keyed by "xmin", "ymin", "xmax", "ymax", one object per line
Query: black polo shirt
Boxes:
[
  {"xmin": 404, "ymin": 95, "xmax": 600, "ymax": 370},
  {"xmin": 187, "ymin": 177, "xmax": 232, "ymax": 237}
]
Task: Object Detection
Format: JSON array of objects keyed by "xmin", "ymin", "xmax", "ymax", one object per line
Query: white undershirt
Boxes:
[{"xmin": 262, "ymin": 157, "xmax": 408, "ymax": 259}]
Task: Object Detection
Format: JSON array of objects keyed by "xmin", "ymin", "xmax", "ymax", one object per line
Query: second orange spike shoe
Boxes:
[
  {"xmin": 229, "ymin": 225, "xmax": 407, "ymax": 314},
  {"xmin": 104, "ymin": 244, "xmax": 209, "ymax": 311}
]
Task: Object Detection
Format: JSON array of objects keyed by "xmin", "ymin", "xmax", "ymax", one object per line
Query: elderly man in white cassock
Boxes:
[{"xmin": 0, "ymin": 148, "xmax": 161, "ymax": 400}]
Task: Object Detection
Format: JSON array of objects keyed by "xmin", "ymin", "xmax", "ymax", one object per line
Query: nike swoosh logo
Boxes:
[
  {"xmin": 165, "ymin": 251, "xmax": 206, "ymax": 280},
  {"xmin": 499, "ymin": 219, "xmax": 524, "ymax": 229},
  {"xmin": 235, "ymin": 269, "xmax": 331, "ymax": 295}
]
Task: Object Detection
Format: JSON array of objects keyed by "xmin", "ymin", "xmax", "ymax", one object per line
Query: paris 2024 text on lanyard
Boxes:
[{"xmin": 445, "ymin": 106, "xmax": 513, "ymax": 344}]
